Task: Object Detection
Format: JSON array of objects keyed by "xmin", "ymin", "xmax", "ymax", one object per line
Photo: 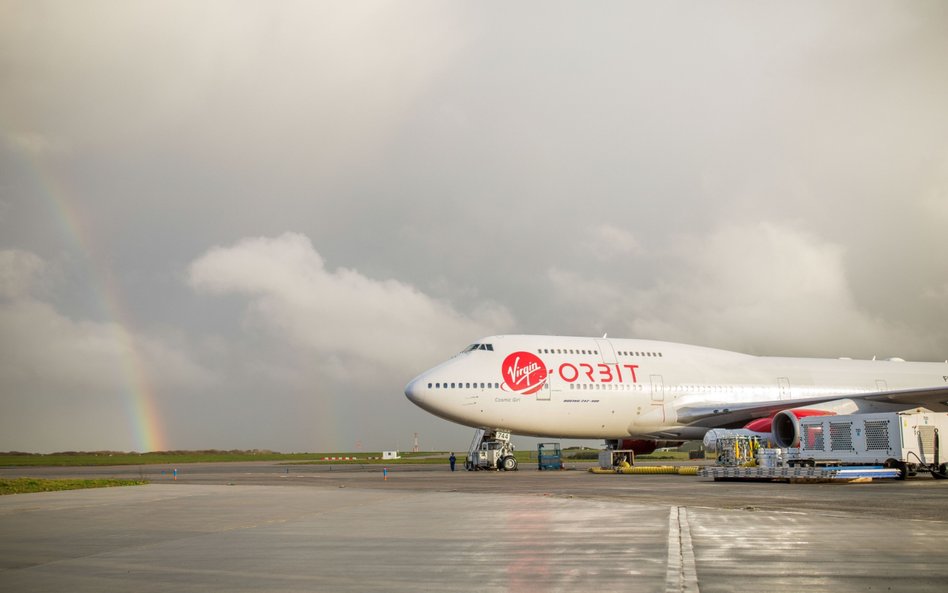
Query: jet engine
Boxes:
[
  {"xmin": 703, "ymin": 398, "xmax": 867, "ymax": 450},
  {"xmin": 771, "ymin": 398, "xmax": 860, "ymax": 448}
]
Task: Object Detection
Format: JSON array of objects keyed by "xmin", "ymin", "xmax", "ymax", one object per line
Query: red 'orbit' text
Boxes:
[{"xmin": 557, "ymin": 363, "xmax": 639, "ymax": 384}]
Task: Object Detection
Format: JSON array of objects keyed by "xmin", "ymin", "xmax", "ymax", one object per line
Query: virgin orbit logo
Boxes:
[{"xmin": 502, "ymin": 351, "xmax": 547, "ymax": 395}]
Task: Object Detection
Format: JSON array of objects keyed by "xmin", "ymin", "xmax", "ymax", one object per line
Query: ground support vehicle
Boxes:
[
  {"xmin": 713, "ymin": 434, "xmax": 761, "ymax": 467},
  {"xmin": 466, "ymin": 428, "xmax": 517, "ymax": 471},
  {"xmin": 786, "ymin": 411, "xmax": 948, "ymax": 479},
  {"xmin": 537, "ymin": 442, "xmax": 563, "ymax": 470},
  {"xmin": 597, "ymin": 448, "xmax": 636, "ymax": 469}
]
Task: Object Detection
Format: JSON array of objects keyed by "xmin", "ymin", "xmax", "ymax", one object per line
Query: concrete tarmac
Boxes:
[{"xmin": 1, "ymin": 461, "xmax": 946, "ymax": 592}]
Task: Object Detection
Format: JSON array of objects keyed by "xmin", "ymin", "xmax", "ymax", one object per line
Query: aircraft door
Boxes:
[
  {"xmin": 537, "ymin": 372, "xmax": 552, "ymax": 401},
  {"xmin": 596, "ymin": 339, "xmax": 617, "ymax": 364},
  {"xmin": 650, "ymin": 375, "xmax": 664, "ymax": 403},
  {"xmin": 650, "ymin": 375, "xmax": 666, "ymax": 422},
  {"xmin": 777, "ymin": 377, "xmax": 790, "ymax": 400}
]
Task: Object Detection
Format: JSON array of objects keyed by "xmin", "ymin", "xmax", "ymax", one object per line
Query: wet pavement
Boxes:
[{"xmin": 1, "ymin": 462, "xmax": 945, "ymax": 592}]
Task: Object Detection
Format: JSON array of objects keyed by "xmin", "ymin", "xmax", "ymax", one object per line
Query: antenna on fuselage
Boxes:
[{"xmin": 602, "ymin": 332, "xmax": 608, "ymax": 338}]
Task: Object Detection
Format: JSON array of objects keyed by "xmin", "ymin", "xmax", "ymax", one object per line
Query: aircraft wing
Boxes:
[
  {"xmin": 860, "ymin": 385, "xmax": 948, "ymax": 410},
  {"xmin": 675, "ymin": 385, "xmax": 948, "ymax": 429}
]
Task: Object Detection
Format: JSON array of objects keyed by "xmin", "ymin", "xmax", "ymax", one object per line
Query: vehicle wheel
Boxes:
[
  {"xmin": 932, "ymin": 464, "xmax": 948, "ymax": 480},
  {"xmin": 501, "ymin": 456, "xmax": 518, "ymax": 471},
  {"xmin": 896, "ymin": 461, "xmax": 909, "ymax": 480},
  {"xmin": 883, "ymin": 459, "xmax": 905, "ymax": 479}
]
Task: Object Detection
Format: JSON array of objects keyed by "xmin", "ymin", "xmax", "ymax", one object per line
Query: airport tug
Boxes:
[{"xmin": 466, "ymin": 428, "xmax": 518, "ymax": 471}]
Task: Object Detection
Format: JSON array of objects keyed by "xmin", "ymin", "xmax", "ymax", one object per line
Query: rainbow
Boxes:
[{"xmin": 31, "ymin": 159, "xmax": 167, "ymax": 453}]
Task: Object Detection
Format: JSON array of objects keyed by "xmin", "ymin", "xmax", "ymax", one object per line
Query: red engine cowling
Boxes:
[
  {"xmin": 616, "ymin": 439, "xmax": 683, "ymax": 455},
  {"xmin": 744, "ymin": 417, "xmax": 773, "ymax": 434},
  {"xmin": 772, "ymin": 409, "xmax": 836, "ymax": 448}
]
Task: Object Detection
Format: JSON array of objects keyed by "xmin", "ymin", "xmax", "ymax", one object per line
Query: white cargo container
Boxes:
[{"xmin": 786, "ymin": 411, "xmax": 948, "ymax": 479}]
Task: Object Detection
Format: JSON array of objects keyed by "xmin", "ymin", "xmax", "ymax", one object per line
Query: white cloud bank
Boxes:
[{"xmin": 188, "ymin": 232, "xmax": 514, "ymax": 378}]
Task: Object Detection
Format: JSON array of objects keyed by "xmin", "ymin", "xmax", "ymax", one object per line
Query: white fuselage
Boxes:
[{"xmin": 404, "ymin": 335, "xmax": 948, "ymax": 440}]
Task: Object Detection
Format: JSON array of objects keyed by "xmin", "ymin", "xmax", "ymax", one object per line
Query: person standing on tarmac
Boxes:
[{"xmin": 449, "ymin": 452, "xmax": 457, "ymax": 471}]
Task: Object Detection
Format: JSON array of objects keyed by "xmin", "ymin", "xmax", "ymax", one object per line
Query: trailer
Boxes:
[
  {"xmin": 786, "ymin": 411, "xmax": 948, "ymax": 479},
  {"xmin": 699, "ymin": 465, "xmax": 902, "ymax": 482},
  {"xmin": 597, "ymin": 449, "xmax": 635, "ymax": 470}
]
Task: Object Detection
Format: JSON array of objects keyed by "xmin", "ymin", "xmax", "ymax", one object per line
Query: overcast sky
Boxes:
[{"xmin": 2, "ymin": 1, "xmax": 947, "ymax": 453}]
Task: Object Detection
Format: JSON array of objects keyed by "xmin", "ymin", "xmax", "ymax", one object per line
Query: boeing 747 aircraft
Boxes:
[{"xmin": 405, "ymin": 335, "xmax": 948, "ymax": 455}]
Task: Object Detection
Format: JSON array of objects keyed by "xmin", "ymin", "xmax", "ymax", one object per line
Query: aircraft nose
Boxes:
[
  {"xmin": 404, "ymin": 371, "xmax": 461, "ymax": 424},
  {"xmin": 404, "ymin": 377, "xmax": 424, "ymax": 405}
]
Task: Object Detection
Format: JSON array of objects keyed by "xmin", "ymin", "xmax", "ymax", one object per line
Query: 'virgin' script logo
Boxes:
[{"xmin": 501, "ymin": 351, "xmax": 548, "ymax": 395}]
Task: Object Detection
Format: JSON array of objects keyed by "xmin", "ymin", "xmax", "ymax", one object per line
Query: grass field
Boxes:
[
  {"xmin": 0, "ymin": 451, "xmax": 316, "ymax": 467},
  {"xmin": 0, "ymin": 478, "xmax": 147, "ymax": 495},
  {"xmin": 0, "ymin": 448, "xmax": 691, "ymax": 467},
  {"xmin": 0, "ymin": 450, "xmax": 457, "ymax": 467}
]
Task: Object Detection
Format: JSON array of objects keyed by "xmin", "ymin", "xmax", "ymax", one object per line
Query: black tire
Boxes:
[
  {"xmin": 932, "ymin": 464, "xmax": 948, "ymax": 480},
  {"xmin": 883, "ymin": 459, "xmax": 906, "ymax": 480},
  {"xmin": 896, "ymin": 461, "xmax": 909, "ymax": 480},
  {"xmin": 501, "ymin": 456, "xmax": 518, "ymax": 471}
]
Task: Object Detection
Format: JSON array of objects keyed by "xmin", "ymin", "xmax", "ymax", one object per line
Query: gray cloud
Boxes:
[
  {"xmin": 0, "ymin": 250, "xmax": 214, "ymax": 452},
  {"xmin": 635, "ymin": 223, "xmax": 926, "ymax": 359},
  {"xmin": 0, "ymin": 249, "xmax": 46, "ymax": 298}
]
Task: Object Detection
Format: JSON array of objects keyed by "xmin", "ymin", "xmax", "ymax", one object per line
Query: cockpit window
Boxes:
[{"xmin": 462, "ymin": 343, "xmax": 494, "ymax": 352}]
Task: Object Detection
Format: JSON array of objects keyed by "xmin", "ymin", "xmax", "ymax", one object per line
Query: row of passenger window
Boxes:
[
  {"xmin": 538, "ymin": 348, "xmax": 598, "ymax": 355},
  {"xmin": 428, "ymin": 382, "xmax": 500, "ymax": 389},
  {"xmin": 425, "ymin": 381, "xmax": 647, "ymax": 392},
  {"xmin": 537, "ymin": 347, "xmax": 663, "ymax": 357},
  {"xmin": 570, "ymin": 383, "xmax": 644, "ymax": 391},
  {"xmin": 427, "ymin": 382, "xmax": 754, "ymax": 393}
]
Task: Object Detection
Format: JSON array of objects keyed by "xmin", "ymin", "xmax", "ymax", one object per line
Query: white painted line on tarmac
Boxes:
[{"xmin": 665, "ymin": 505, "xmax": 699, "ymax": 593}]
